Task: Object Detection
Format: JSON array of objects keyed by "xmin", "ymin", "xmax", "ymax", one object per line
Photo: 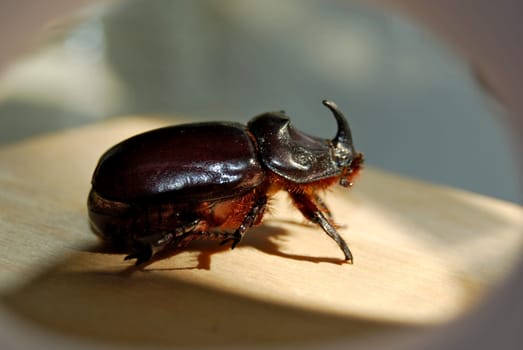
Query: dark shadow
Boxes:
[
  {"xmin": 241, "ymin": 225, "xmax": 347, "ymax": 265},
  {"xmin": 86, "ymin": 223, "xmax": 346, "ymax": 272},
  {"xmin": 1, "ymin": 252, "xmax": 417, "ymax": 348}
]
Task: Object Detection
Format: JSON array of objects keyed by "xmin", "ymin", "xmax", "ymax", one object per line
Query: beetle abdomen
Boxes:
[
  {"xmin": 92, "ymin": 122, "xmax": 264, "ymax": 202},
  {"xmin": 88, "ymin": 187, "xmax": 262, "ymax": 248}
]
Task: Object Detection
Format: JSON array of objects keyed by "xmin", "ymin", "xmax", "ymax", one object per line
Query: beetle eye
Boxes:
[
  {"xmin": 333, "ymin": 144, "xmax": 353, "ymax": 167},
  {"xmin": 338, "ymin": 152, "xmax": 363, "ymax": 187}
]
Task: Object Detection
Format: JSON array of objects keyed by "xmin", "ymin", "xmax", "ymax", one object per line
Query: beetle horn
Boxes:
[{"xmin": 322, "ymin": 100, "xmax": 353, "ymax": 148}]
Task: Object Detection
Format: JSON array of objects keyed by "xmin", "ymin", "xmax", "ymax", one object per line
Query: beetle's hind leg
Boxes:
[
  {"xmin": 124, "ymin": 232, "xmax": 174, "ymax": 265},
  {"xmin": 125, "ymin": 219, "xmax": 199, "ymax": 265}
]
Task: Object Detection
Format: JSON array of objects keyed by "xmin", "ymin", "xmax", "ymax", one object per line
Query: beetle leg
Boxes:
[
  {"xmin": 125, "ymin": 219, "xmax": 200, "ymax": 265},
  {"xmin": 221, "ymin": 195, "xmax": 268, "ymax": 249},
  {"xmin": 314, "ymin": 193, "xmax": 346, "ymax": 229},
  {"xmin": 290, "ymin": 192, "xmax": 353, "ymax": 263},
  {"xmin": 124, "ymin": 232, "xmax": 174, "ymax": 265},
  {"xmin": 314, "ymin": 193, "xmax": 334, "ymax": 221}
]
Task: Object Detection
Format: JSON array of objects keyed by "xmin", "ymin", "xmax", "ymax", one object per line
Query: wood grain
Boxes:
[{"xmin": 0, "ymin": 117, "xmax": 522, "ymax": 348}]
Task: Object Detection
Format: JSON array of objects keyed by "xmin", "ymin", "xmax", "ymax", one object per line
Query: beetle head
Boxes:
[{"xmin": 247, "ymin": 100, "xmax": 362, "ymax": 185}]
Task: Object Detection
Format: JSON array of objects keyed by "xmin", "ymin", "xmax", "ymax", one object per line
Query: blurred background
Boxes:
[{"xmin": 0, "ymin": 0, "xmax": 520, "ymax": 203}]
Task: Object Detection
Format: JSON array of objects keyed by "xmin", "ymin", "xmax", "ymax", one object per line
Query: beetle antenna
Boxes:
[{"xmin": 322, "ymin": 100, "xmax": 353, "ymax": 149}]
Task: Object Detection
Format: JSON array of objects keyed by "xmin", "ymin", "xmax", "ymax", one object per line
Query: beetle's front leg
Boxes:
[
  {"xmin": 290, "ymin": 192, "xmax": 353, "ymax": 263},
  {"xmin": 314, "ymin": 193, "xmax": 346, "ymax": 229},
  {"xmin": 314, "ymin": 193, "xmax": 334, "ymax": 221},
  {"xmin": 221, "ymin": 195, "xmax": 268, "ymax": 249}
]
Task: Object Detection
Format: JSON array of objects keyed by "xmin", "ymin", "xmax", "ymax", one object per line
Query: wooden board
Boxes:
[{"xmin": 0, "ymin": 117, "xmax": 522, "ymax": 348}]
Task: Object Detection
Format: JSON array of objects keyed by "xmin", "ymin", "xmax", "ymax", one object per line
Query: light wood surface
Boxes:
[{"xmin": 0, "ymin": 117, "xmax": 522, "ymax": 348}]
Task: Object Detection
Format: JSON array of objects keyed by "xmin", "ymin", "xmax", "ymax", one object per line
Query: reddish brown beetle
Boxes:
[{"xmin": 88, "ymin": 100, "xmax": 363, "ymax": 264}]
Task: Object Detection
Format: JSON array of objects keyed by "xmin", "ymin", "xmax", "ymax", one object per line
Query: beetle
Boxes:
[{"xmin": 88, "ymin": 100, "xmax": 363, "ymax": 265}]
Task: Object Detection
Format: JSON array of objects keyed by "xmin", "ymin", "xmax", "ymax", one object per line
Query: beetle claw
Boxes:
[
  {"xmin": 230, "ymin": 238, "xmax": 240, "ymax": 250},
  {"xmin": 123, "ymin": 253, "xmax": 135, "ymax": 261},
  {"xmin": 219, "ymin": 238, "xmax": 239, "ymax": 249},
  {"xmin": 219, "ymin": 232, "xmax": 241, "ymax": 249},
  {"xmin": 124, "ymin": 246, "xmax": 152, "ymax": 265}
]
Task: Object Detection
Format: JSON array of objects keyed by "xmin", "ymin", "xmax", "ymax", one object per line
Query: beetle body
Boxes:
[{"xmin": 88, "ymin": 100, "xmax": 363, "ymax": 264}]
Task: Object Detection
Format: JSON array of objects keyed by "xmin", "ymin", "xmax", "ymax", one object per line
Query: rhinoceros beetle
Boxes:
[{"xmin": 88, "ymin": 100, "xmax": 363, "ymax": 265}]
